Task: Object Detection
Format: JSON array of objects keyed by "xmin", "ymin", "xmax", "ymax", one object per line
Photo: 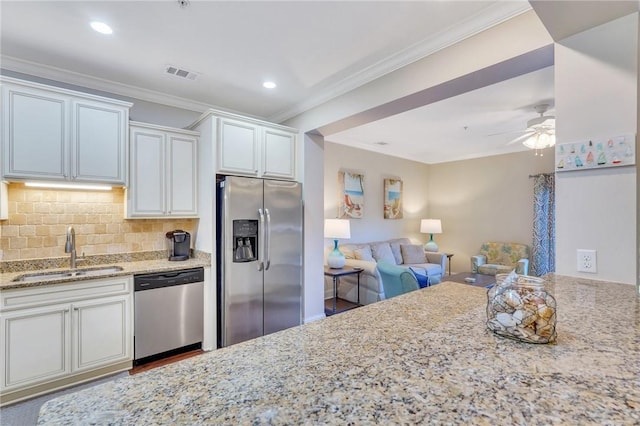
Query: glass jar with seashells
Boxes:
[{"xmin": 486, "ymin": 272, "xmax": 557, "ymax": 344}]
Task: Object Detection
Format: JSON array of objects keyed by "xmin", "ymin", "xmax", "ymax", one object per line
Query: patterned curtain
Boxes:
[{"xmin": 531, "ymin": 174, "xmax": 555, "ymax": 276}]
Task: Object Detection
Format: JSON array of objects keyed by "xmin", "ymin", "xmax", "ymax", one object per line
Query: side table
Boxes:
[
  {"xmin": 445, "ymin": 253, "xmax": 454, "ymax": 275},
  {"xmin": 324, "ymin": 265, "xmax": 363, "ymax": 316}
]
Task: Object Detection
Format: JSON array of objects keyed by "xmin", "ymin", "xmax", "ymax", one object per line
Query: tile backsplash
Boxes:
[{"xmin": 0, "ymin": 183, "xmax": 197, "ymax": 261}]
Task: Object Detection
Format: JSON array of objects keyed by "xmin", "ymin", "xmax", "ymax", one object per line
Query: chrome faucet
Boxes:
[{"xmin": 64, "ymin": 226, "xmax": 83, "ymax": 269}]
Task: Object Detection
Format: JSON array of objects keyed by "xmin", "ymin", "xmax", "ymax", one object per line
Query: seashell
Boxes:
[
  {"xmin": 512, "ymin": 326, "xmax": 534, "ymax": 339},
  {"xmin": 535, "ymin": 316, "xmax": 548, "ymax": 330},
  {"xmin": 538, "ymin": 305, "xmax": 555, "ymax": 320},
  {"xmin": 488, "ymin": 318, "xmax": 505, "ymax": 331},
  {"xmin": 499, "ymin": 296, "xmax": 516, "ymax": 313},
  {"xmin": 513, "ymin": 309, "xmax": 536, "ymax": 327},
  {"xmin": 504, "ymin": 290, "xmax": 523, "ymax": 308},
  {"xmin": 512, "ymin": 309, "xmax": 524, "ymax": 324},
  {"xmin": 527, "ymin": 333, "xmax": 542, "ymax": 342},
  {"xmin": 537, "ymin": 324, "xmax": 555, "ymax": 339},
  {"xmin": 496, "ymin": 312, "xmax": 517, "ymax": 328},
  {"xmin": 531, "ymin": 296, "xmax": 546, "ymax": 306},
  {"xmin": 491, "ymin": 299, "xmax": 508, "ymax": 313},
  {"xmin": 545, "ymin": 293, "xmax": 556, "ymax": 307}
]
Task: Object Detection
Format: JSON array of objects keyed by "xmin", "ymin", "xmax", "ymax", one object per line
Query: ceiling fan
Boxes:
[{"xmin": 508, "ymin": 104, "xmax": 556, "ymax": 154}]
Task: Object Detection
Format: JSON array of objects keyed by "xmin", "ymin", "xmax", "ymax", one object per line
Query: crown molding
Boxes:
[
  {"xmin": 0, "ymin": 55, "xmax": 221, "ymax": 114},
  {"xmin": 268, "ymin": 1, "xmax": 532, "ymax": 123}
]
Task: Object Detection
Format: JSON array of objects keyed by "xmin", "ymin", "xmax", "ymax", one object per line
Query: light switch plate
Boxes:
[{"xmin": 577, "ymin": 249, "xmax": 597, "ymax": 273}]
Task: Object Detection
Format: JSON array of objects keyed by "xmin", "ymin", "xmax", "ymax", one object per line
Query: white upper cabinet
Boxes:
[
  {"xmin": 1, "ymin": 77, "xmax": 131, "ymax": 185},
  {"xmin": 262, "ymin": 127, "xmax": 296, "ymax": 180},
  {"xmin": 191, "ymin": 109, "xmax": 297, "ymax": 181},
  {"xmin": 2, "ymin": 82, "xmax": 68, "ymax": 179},
  {"xmin": 127, "ymin": 122, "xmax": 198, "ymax": 218},
  {"xmin": 72, "ymin": 99, "xmax": 128, "ymax": 183},
  {"xmin": 218, "ymin": 118, "xmax": 260, "ymax": 176}
]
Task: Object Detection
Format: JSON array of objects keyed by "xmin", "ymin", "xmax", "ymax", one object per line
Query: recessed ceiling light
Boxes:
[
  {"xmin": 90, "ymin": 21, "xmax": 113, "ymax": 35},
  {"xmin": 263, "ymin": 81, "xmax": 277, "ymax": 89}
]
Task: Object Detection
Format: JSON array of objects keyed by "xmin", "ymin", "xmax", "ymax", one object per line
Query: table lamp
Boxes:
[
  {"xmin": 324, "ymin": 219, "xmax": 351, "ymax": 268},
  {"xmin": 420, "ymin": 219, "xmax": 442, "ymax": 252}
]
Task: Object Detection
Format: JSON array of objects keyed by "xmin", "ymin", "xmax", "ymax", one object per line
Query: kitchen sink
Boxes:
[{"xmin": 13, "ymin": 266, "xmax": 124, "ymax": 282}]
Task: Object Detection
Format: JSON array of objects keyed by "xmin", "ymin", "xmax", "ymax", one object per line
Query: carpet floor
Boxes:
[{"xmin": 0, "ymin": 372, "xmax": 127, "ymax": 426}]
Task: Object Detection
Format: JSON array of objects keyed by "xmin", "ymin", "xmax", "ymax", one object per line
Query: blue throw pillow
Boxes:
[{"xmin": 409, "ymin": 267, "xmax": 430, "ymax": 288}]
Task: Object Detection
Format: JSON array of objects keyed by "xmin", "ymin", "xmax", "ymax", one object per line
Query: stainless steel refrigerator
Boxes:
[{"xmin": 217, "ymin": 175, "xmax": 303, "ymax": 347}]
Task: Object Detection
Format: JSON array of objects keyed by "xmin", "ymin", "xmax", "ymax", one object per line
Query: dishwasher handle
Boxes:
[{"xmin": 134, "ymin": 268, "xmax": 204, "ymax": 291}]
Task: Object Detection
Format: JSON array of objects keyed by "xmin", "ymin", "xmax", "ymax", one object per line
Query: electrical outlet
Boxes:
[{"xmin": 577, "ymin": 249, "xmax": 597, "ymax": 273}]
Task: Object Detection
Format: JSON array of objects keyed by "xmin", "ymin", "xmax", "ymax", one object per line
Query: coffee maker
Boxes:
[{"xmin": 166, "ymin": 230, "xmax": 191, "ymax": 261}]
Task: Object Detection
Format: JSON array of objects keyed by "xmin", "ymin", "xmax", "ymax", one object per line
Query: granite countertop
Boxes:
[
  {"xmin": 38, "ymin": 274, "xmax": 640, "ymax": 425},
  {"xmin": 0, "ymin": 257, "xmax": 210, "ymax": 291}
]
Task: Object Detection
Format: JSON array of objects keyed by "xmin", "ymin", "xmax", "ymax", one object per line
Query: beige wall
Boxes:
[
  {"xmin": 554, "ymin": 13, "xmax": 637, "ymax": 284},
  {"xmin": 324, "ymin": 141, "xmax": 556, "ymax": 276},
  {"xmin": 0, "ymin": 184, "xmax": 196, "ymax": 261},
  {"xmin": 428, "ymin": 150, "xmax": 554, "ymax": 274},
  {"xmin": 324, "ymin": 141, "xmax": 429, "ymax": 246}
]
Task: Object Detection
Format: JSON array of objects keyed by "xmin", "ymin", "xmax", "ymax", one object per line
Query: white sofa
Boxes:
[{"xmin": 326, "ymin": 238, "xmax": 446, "ymax": 305}]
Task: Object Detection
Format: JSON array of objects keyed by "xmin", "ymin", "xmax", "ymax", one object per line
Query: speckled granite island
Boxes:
[{"xmin": 38, "ymin": 274, "xmax": 639, "ymax": 425}]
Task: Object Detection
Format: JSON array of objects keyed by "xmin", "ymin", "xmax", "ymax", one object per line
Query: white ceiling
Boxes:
[
  {"xmin": 328, "ymin": 66, "xmax": 555, "ymax": 164},
  {"xmin": 0, "ymin": 0, "xmax": 556, "ymax": 164}
]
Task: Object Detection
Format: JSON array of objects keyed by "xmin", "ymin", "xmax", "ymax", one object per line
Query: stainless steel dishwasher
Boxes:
[{"xmin": 134, "ymin": 267, "xmax": 204, "ymax": 364}]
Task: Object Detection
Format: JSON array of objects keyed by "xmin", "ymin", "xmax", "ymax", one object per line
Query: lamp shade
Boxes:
[
  {"xmin": 324, "ymin": 219, "xmax": 351, "ymax": 239},
  {"xmin": 420, "ymin": 219, "xmax": 442, "ymax": 234}
]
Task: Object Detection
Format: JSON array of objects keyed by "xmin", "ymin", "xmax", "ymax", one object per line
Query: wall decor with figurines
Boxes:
[{"xmin": 555, "ymin": 134, "xmax": 635, "ymax": 172}]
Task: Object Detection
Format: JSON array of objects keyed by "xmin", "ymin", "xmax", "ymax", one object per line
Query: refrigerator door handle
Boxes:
[
  {"xmin": 258, "ymin": 208, "xmax": 265, "ymax": 271},
  {"xmin": 264, "ymin": 208, "xmax": 271, "ymax": 270}
]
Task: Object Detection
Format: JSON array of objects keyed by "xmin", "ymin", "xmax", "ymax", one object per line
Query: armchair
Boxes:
[
  {"xmin": 471, "ymin": 242, "xmax": 530, "ymax": 276},
  {"xmin": 376, "ymin": 261, "xmax": 419, "ymax": 299}
]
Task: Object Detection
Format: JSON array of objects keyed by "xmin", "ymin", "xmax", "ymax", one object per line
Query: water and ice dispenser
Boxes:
[{"xmin": 233, "ymin": 220, "xmax": 257, "ymax": 262}]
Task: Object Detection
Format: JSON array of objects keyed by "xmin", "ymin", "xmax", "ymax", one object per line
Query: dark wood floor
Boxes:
[
  {"xmin": 129, "ymin": 349, "xmax": 204, "ymax": 375},
  {"xmin": 324, "ymin": 297, "xmax": 360, "ymax": 316}
]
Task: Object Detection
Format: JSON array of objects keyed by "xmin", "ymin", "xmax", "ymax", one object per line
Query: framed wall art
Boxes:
[
  {"xmin": 338, "ymin": 171, "xmax": 364, "ymax": 219},
  {"xmin": 556, "ymin": 134, "xmax": 635, "ymax": 172},
  {"xmin": 383, "ymin": 178, "xmax": 403, "ymax": 219}
]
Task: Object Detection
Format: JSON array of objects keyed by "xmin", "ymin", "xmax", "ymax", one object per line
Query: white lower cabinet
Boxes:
[
  {"xmin": 2, "ymin": 304, "xmax": 70, "ymax": 389},
  {"xmin": 72, "ymin": 295, "xmax": 130, "ymax": 373},
  {"xmin": 0, "ymin": 276, "xmax": 133, "ymax": 403}
]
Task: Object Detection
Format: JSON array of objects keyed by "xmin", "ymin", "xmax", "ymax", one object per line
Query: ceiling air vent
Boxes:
[{"xmin": 164, "ymin": 65, "xmax": 199, "ymax": 81}]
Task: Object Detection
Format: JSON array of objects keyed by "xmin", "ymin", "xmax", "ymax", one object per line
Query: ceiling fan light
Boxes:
[{"xmin": 522, "ymin": 131, "xmax": 556, "ymax": 150}]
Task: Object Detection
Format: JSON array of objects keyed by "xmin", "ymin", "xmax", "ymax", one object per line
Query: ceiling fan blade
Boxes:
[
  {"xmin": 506, "ymin": 131, "xmax": 535, "ymax": 145},
  {"xmin": 485, "ymin": 129, "xmax": 525, "ymax": 137}
]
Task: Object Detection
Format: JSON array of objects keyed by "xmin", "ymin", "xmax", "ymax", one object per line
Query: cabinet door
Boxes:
[
  {"xmin": 262, "ymin": 128, "xmax": 296, "ymax": 180},
  {"xmin": 217, "ymin": 118, "xmax": 259, "ymax": 176},
  {"xmin": 167, "ymin": 133, "xmax": 198, "ymax": 216},
  {"xmin": 72, "ymin": 294, "xmax": 132, "ymax": 373},
  {"xmin": 72, "ymin": 99, "xmax": 128, "ymax": 184},
  {"xmin": 128, "ymin": 127, "xmax": 166, "ymax": 216},
  {"xmin": 2, "ymin": 84, "xmax": 68, "ymax": 180},
  {"xmin": 1, "ymin": 304, "xmax": 70, "ymax": 391}
]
